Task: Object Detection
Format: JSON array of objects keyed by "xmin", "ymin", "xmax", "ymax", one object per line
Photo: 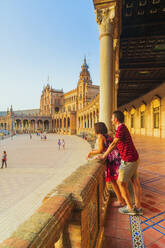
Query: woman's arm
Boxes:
[{"xmin": 87, "ymin": 135, "xmax": 105, "ymax": 159}]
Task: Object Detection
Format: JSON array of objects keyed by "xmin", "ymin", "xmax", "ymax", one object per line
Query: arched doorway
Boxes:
[
  {"xmin": 37, "ymin": 120, "xmax": 43, "ymax": 131},
  {"xmin": 30, "ymin": 120, "xmax": 35, "ymax": 132},
  {"xmin": 44, "ymin": 120, "xmax": 49, "ymax": 131}
]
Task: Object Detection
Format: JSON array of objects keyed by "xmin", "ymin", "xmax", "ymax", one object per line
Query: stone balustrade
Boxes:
[{"xmin": 0, "ymin": 159, "xmax": 110, "ymax": 248}]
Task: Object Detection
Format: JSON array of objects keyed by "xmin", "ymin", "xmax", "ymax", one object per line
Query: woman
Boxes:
[{"xmin": 87, "ymin": 122, "xmax": 125, "ymax": 207}]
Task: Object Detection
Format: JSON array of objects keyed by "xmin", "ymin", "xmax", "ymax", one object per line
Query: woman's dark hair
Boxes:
[
  {"xmin": 94, "ymin": 122, "xmax": 108, "ymax": 135},
  {"xmin": 113, "ymin": 110, "xmax": 124, "ymax": 123}
]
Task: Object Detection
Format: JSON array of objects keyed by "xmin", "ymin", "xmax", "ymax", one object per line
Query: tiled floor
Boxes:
[{"xmin": 103, "ymin": 135, "xmax": 165, "ymax": 248}]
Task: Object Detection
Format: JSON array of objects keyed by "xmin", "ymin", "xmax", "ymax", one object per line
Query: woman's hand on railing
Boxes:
[
  {"xmin": 86, "ymin": 152, "xmax": 91, "ymax": 160},
  {"xmin": 96, "ymin": 154, "xmax": 103, "ymax": 159},
  {"xmin": 96, "ymin": 154, "xmax": 106, "ymax": 160}
]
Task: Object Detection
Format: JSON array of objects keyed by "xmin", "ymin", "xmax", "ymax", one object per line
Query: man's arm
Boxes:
[{"xmin": 98, "ymin": 137, "xmax": 119, "ymax": 159}]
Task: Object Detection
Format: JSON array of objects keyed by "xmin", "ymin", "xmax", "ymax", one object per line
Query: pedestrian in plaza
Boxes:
[
  {"xmin": 62, "ymin": 139, "xmax": 65, "ymax": 149},
  {"xmin": 1, "ymin": 150, "xmax": 7, "ymax": 168},
  {"xmin": 58, "ymin": 139, "xmax": 61, "ymax": 150},
  {"xmin": 29, "ymin": 133, "xmax": 32, "ymax": 139},
  {"xmin": 97, "ymin": 111, "xmax": 142, "ymax": 215},
  {"xmin": 87, "ymin": 122, "xmax": 124, "ymax": 207}
]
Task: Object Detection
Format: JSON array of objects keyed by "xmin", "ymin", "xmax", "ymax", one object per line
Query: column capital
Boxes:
[{"xmin": 95, "ymin": 5, "xmax": 116, "ymax": 39}]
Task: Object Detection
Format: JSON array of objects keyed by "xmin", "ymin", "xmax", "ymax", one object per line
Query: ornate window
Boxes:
[
  {"xmin": 126, "ymin": 8, "xmax": 133, "ymax": 16},
  {"xmin": 151, "ymin": 96, "xmax": 160, "ymax": 129},
  {"xmin": 131, "ymin": 114, "xmax": 134, "ymax": 128},
  {"xmin": 153, "ymin": 107, "xmax": 160, "ymax": 129},
  {"xmin": 150, "ymin": 8, "xmax": 158, "ymax": 14},
  {"xmin": 152, "ymin": 0, "xmax": 160, "ymax": 4},
  {"xmin": 140, "ymin": 111, "xmax": 145, "ymax": 128},
  {"xmin": 139, "ymin": 0, "xmax": 147, "ymax": 6},
  {"xmin": 130, "ymin": 108, "xmax": 136, "ymax": 128},
  {"xmin": 126, "ymin": 2, "xmax": 133, "ymax": 8},
  {"xmin": 137, "ymin": 9, "xmax": 145, "ymax": 15},
  {"xmin": 140, "ymin": 104, "xmax": 146, "ymax": 128}
]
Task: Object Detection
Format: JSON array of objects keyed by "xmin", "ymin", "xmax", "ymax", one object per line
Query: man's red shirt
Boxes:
[{"xmin": 115, "ymin": 124, "xmax": 138, "ymax": 162}]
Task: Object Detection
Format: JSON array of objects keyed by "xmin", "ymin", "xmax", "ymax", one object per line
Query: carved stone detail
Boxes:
[
  {"xmin": 113, "ymin": 38, "xmax": 119, "ymax": 50},
  {"xmin": 95, "ymin": 5, "xmax": 116, "ymax": 38}
]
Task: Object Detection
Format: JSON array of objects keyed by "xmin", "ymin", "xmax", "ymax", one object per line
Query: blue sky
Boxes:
[{"xmin": 0, "ymin": 0, "xmax": 100, "ymax": 111}]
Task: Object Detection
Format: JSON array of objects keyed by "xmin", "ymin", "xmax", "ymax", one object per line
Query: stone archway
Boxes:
[
  {"xmin": 15, "ymin": 119, "xmax": 22, "ymax": 131},
  {"xmin": 84, "ymin": 115, "xmax": 86, "ymax": 128},
  {"xmin": 90, "ymin": 113, "xmax": 93, "ymax": 128},
  {"xmin": 30, "ymin": 120, "xmax": 35, "ymax": 132},
  {"xmin": 44, "ymin": 120, "xmax": 49, "ymax": 131},
  {"xmin": 37, "ymin": 120, "xmax": 43, "ymax": 131},
  {"xmin": 67, "ymin": 117, "xmax": 70, "ymax": 128},
  {"xmin": 23, "ymin": 119, "xmax": 29, "ymax": 132},
  {"xmin": 64, "ymin": 118, "xmax": 66, "ymax": 128},
  {"xmin": 57, "ymin": 119, "xmax": 59, "ymax": 129},
  {"xmin": 60, "ymin": 119, "xmax": 62, "ymax": 129}
]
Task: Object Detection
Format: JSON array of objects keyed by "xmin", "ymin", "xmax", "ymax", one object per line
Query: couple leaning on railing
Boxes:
[{"xmin": 87, "ymin": 110, "xmax": 143, "ymax": 216}]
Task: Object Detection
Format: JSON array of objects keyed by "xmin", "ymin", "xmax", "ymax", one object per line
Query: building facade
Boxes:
[
  {"xmin": 1, "ymin": 58, "xmax": 165, "ymax": 138},
  {"xmin": 1, "ymin": 0, "xmax": 165, "ymax": 138},
  {"xmin": 0, "ymin": 59, "xmax": 100, "ymax": 135}
]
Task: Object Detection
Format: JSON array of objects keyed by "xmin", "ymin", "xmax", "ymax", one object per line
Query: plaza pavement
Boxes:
[{"xmin": 0, "ymin": 134, "xmax": 91, "ymax": 242}]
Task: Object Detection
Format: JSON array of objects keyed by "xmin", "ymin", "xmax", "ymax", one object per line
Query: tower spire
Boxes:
[
  {"xmin": 82, "ymin": 56, "xmax": 88, "ymax": 69},
  {"xmin": 84, "ymin": 55, "xmax": 86, "ymax": 65}
]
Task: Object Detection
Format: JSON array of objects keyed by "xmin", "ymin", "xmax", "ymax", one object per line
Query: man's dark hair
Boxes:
[
  {"xmin": 94, "ymin": 122, "xmax": 108, "ymax": 135},
  {"xmin": 113, "ymin": 110, "xmax": 124, "ymax": 123}
]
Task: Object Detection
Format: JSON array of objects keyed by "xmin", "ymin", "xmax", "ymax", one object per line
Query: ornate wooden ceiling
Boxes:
[
  {"xmin": 93, "ymin": 0, "xmax": 165, "ymax": 107},
  {"xmin": 118, "ymin": 0, "xmax": 165, "ymax": 106}
]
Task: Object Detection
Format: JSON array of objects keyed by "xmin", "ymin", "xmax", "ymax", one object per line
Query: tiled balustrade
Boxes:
[{"xmin": 0, "ymin": 159, "xmax": 110, "ymax": 248}]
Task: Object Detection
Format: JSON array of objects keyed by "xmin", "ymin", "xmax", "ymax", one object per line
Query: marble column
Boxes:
[{"xmin": 95, "ymin": 6, "xmax": 116, "ymax": 131}]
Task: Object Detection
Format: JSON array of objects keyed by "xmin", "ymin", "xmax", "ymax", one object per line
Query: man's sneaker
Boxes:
[
  {"xmin": 119, "ymin": 206, "xmax": 136, "ymax": 215},
  {"xmin": 135, "ymin": 207, "xmax": 143, "ymax": 216}
]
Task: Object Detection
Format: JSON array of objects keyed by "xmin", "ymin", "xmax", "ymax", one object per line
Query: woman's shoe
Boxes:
[
  {"xmin": 135, "ymin": 207, "xmax": 143, "ymax": 216},
  {"xmin": 119, "ymin": 206, "xmax": 137, "ymax": 215}
]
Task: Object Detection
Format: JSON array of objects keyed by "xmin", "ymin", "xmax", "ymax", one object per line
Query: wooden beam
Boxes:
[
  {"xmin": 93, "ymin": 0, "xmax": 116, "ymax": 9},
  {"xmin": 119, "ymin": 79, "xmax": 162, "ymax": 83},
  {"xmin": 118, "ymin": 89, "xmax": 149, "ymax": 94},
  {"xmin": 120, "ymin": 67, "xmax": 165, "ymax": 71}
]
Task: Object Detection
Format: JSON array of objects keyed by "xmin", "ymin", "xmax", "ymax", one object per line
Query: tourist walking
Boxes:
[
  {"xmin": 87, "ymin": 122, "xmax": 124, "ymax": 206},
  {"xmin": 98, "ymin": 111, "xmax": 142, "ymax": 215},
  {"xmin": 58, "ymin": 139, "xmax": 61, "ymax": 150},
  {"xmin": 1, "ymin": 151, "xmax": 7, "ymax": 168},
  {"xmin": 62, "ymin": 139, "xmax": 65, "ymax": 149}
]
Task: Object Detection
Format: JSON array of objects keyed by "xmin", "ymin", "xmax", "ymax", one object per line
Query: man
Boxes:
[{"xmin": 98, "ymin": 111, "xmax": 142, "ymax": 215}]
